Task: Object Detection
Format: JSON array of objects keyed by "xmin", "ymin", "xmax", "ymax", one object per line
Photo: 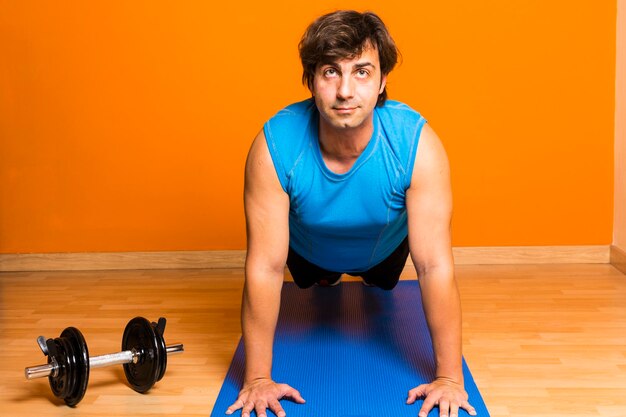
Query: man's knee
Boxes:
[
  {"xmin": 376, "ymin": 278, "xmax": 400, "ymax": 290},
  {"xmin": 287, "ymin": 247, "xmax": 342, "ymax": 289},
  {"xmin": 363, "ymin": 273, "xmax": 400, "ymax": 290}
]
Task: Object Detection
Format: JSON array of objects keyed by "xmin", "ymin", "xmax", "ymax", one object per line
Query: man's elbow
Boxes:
[
  {"xmin": 245, "ymin": 256, "xmax": 286, "ymax": 283},
  {"xmin": 413, "ymin": 259, "xmax": 454, "ymax": 282}
]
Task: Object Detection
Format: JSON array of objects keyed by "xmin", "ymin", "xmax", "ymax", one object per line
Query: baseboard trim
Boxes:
[
  {"xmin": 0, "ymin": 250, "xmax": 247, "ymax": 272},
  {"xmin": 0, "ymin": 245, "xmax": 611, "ymax": 272},
  {"xmin": 610, "ymin": 245, "xmax": 626, "ymax": 275},
  {"xmin": 449, "ymin": 245, "xmax": 610, "ymax": 265}
]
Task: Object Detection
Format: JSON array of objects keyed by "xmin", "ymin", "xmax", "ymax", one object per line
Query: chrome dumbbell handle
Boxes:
[{"xmin": 25, "ymin": 343, "xmax": 184, "ymax": 380}]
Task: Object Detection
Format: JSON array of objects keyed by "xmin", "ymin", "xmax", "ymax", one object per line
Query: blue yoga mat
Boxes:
[{"xmin": 211, "ymin": 281, "xmax": 490, "ymax": 417}]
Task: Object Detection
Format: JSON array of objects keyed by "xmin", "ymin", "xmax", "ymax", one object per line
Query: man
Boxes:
[{"xmin": 227, "ymin": 10, "xmax": 477, "ymax": 417}]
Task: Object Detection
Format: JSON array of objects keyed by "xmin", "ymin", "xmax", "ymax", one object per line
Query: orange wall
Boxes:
[
  {"xmin": 615, "ymin": 0, "xmax": 626, "ymax": 250},
  {"xmin": 0, "ymin": 1, "xmax": 616, "ymax": 253}
]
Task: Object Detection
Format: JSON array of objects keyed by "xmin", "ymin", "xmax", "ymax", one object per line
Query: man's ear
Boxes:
[{"xmin": 379, "ymin": 75, "xmax": 387, "ymax": 95}]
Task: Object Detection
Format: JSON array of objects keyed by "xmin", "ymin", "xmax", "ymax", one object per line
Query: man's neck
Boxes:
[{"xmin": 318, "ymin": 117, "xmax": 374, "ymax": 173}]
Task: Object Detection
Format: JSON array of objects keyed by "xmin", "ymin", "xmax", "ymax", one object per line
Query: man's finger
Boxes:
[
  {"xmin": 241, "ymin": 400, "xmax": 255, "ymax": 417},
  {"xmin": 281, "ymin": 385, "xmax": 306, "ymax": 403},
  {"xmin": 407, "ymin": 384, "xmax": 427, "ymax": 404},
  {"xmin": 449, "ymin": 401, "xmax": 460, "ymax": 417},
  {"xmin": 269, "ymin": 399, "xmax": 287, "ymax": 417},
  {"xmin": 226, "ymin": 398, "xmax": 245, "ymax": 414},
  {"xmin": 255, "ymin": 400, "xmax": 269, "ymax": 417},
  {"xmin": 418, "ymin": 395, "xmax": 437, "ymax": 417},
  {"xmin": 438, "ymin": 399, "xmax": 450, "ymax": 417},
  {"xmin": 461, "ymin": 400, "xmax": 477, "ymax": 416}
]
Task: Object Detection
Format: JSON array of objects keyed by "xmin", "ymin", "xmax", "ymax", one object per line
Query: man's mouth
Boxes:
[{"xmin": 333, "ymin": 106, "xmax": 357, "ymax": 113}]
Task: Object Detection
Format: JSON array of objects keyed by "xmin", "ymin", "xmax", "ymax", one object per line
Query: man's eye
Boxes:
[
  {"xmin": 324, "ymin": 68, "xmax": 338, "ymax": 77},
  {"xmin": 356, "ymin": 69, "xmax": 369, "ymax": 78}
]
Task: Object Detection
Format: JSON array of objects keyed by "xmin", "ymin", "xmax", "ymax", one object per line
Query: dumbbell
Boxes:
[{"xmin": 24, "ymin": 316, "xmax": 184, "ymax": 406}]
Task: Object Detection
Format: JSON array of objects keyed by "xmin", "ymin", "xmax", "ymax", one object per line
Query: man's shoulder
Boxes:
[
  {"xmin": 376, "ymin": 100, "xmax": 422, "ymax": 120},
  {"xmin": 272, "ymin": 98, "xmax": 316, "ymax": 119},
  {"xmin": 264, "ymin": 98, "xmax": 315, "ymax": 141},
  {"xmin": 376, "ymin": 100, "xmax": 427, "ymax": 140},
  {"xmin": 263, "ymin": 98, "xmax": 315, "ymax": 179},
  {"xmin": 375, "ymin": 100, "xmax": 428, "ymax": 185}
]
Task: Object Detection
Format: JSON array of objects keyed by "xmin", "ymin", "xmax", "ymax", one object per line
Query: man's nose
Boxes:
[{"xmin": 337, "ymin": 76, "xmax": 354, "ymax": 99}]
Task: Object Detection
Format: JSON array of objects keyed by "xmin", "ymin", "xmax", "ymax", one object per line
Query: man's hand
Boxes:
[
  {"xmin": 406, "ymin": 377, "xmax": 477, "ymax": 417},
  {"xmin": 226, "ymin": 378, "xmax": 306, "ymax": 417}
]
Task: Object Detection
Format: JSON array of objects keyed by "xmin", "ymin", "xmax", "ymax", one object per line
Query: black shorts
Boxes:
[{"xmin": 286, "ymin": 237, "xmax": 410, "ymax": 291}]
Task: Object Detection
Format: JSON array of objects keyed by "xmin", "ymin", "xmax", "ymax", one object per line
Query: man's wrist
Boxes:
[
  {"xmin": 435, "ymin": 375, "xmax": 464, "ymax": 386},
  {"xmin": 244, "ymin": 375, "xmax": 272, "ymax": 385}
]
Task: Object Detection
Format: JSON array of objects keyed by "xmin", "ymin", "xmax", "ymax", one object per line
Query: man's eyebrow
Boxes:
[{"xmin": 319, "ymin": 61, "xmax": 376, "ymax": 69}]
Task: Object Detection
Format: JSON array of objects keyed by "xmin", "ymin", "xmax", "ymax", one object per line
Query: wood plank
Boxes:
[{"xmin": 0, "ymin": 245, "xmax": 611, "ymax": 272}]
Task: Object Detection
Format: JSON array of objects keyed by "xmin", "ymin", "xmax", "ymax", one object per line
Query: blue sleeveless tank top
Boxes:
[{"xmin": 264, "ymin": 98, "xmax": 426, "ymax": 272}]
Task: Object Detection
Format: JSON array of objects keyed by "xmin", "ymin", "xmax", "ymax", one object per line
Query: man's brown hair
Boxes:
[{"xmin": 298, "ymin": 10, "xmax": 399, "ymax": 106}]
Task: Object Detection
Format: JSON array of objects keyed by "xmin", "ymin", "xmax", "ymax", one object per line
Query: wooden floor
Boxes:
[{"xmin": 1, "ymin": 264, "xmax": 625, "ymax": 417}]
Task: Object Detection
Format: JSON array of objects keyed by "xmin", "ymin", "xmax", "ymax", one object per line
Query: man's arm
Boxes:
[
  {"xmin": 243, "ymin": 130, "xmax": 289, "ymax": 383},
  {"xmin": 227, "ymin": 130, "xmax": 305, "ymax": 417},
  {"xmin": 405, "ymin": 124, "xmax": 476, "ymax": 417}
]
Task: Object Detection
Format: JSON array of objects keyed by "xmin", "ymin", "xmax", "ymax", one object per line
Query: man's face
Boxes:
[{"xmin": 312, "ymin": 43, "xmax": 387, "ymax": 132}]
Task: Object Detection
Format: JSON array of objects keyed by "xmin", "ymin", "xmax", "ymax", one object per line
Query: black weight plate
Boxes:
[
  {"xmin": 61, "ymin": 327, "xmax": 90, "ymax": 406},
  {"xmin": 48, "ymin": 327, "xmax": 90, "ymax": 406},
  {"xmin": 48, "ymin": 337, "xmax": 69, "ymax": 400},
  {"xmin": 152, "ymin": 319, "xmax": 167, "ymax": 382},
  {"xmin": 122, "ymin": 317, "xmax": 160, "ymax": 393}
]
